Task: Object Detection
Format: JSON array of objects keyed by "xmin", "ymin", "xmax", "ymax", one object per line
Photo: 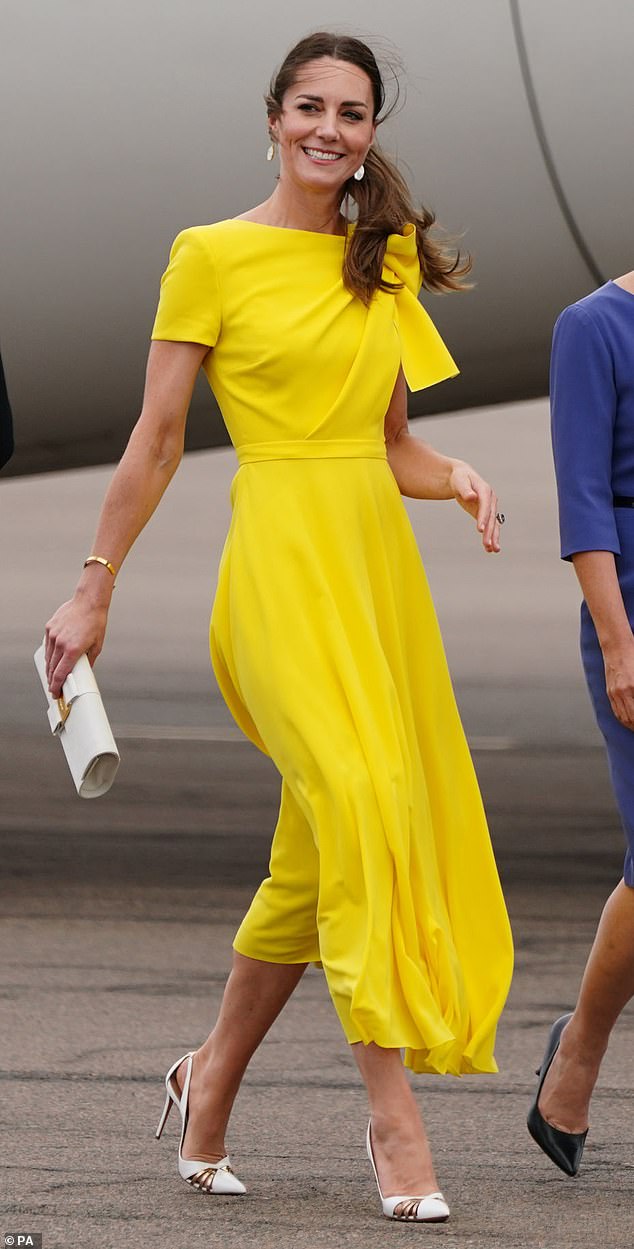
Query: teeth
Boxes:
[{"xmin": 303, "ymin": 148, "xmax": 343, "ymax": 161}]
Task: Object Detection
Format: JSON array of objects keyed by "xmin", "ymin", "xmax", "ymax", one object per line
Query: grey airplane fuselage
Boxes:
[{"xmin": 0, "ymin": 0, "xmax": 631, "ymax": 476}]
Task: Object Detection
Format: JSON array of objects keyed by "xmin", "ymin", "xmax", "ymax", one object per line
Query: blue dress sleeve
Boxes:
[{"xmin": 550, "ymin": 303, "xmax": 619, "ymax": 560}]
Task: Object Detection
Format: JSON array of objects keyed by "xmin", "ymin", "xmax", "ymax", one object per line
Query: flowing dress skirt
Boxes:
[{"xmin": 210, "ymin": 452, "xmax": 513, "ymax": 1074}]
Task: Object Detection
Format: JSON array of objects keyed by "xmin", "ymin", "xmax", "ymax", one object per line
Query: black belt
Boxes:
[{"xmin": 613, "ymin": 496, "xmax": 634, "ymax": 508}]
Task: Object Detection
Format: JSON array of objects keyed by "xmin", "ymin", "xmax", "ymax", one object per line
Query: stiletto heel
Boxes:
[
  {"xmin": 156, "ymin": 1051, "xmax": 246, "ymax": 1195},
  {"xmin": 527, "ymin": 1013, "xmax": 588, "ymax": 1177},
  {"xmin": 366, "ymin": 1121, "xmax": 449, "ymax": 1223},
  {"xmin": 155, "ymin": 1089, "xmax": 173, "ymax": 1139}
]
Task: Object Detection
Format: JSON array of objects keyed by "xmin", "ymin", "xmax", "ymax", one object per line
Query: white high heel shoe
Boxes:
[
  {"xmin": 155, "ymin": 1051, "xmax": 246, "ymax": 1195},
  {"xmin": 366, "ymin": 1121, "xmax": 449, "ymax": 1223}
]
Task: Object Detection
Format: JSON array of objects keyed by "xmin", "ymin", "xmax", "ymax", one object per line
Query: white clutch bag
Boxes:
[{"xmin": 34, "ymin": 643, "xmax": 120, "ymax": 798}]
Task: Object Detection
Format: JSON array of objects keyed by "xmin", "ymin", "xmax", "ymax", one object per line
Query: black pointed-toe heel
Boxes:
[{"xmin": 527, "ymin": 1012, "xmax": 588, "ymax": 1177}]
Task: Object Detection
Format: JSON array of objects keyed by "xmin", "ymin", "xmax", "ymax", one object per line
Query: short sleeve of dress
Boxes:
[
  {"xmin": 151, "ymin": 228, "xmax": 221, "ymax": 347},
  {"xmin": 550, "ymin": 303, "xmax": 619, "ymax": 560}
]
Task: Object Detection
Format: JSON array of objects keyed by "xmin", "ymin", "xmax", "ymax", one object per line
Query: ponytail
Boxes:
[{"xmin": 343, "ymin": 144, "xmax": 472, "ymax": 305}]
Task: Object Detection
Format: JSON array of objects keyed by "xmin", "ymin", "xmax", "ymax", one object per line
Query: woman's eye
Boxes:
[
  {"xmin": 298, "ymin": 103, "xmax": 318, "ymax": 112},
  {"xmin": 344, "ymin": 111, "xmax": 363, "ymax": 122}
]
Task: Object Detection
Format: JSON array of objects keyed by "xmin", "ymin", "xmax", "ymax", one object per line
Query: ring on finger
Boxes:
[{"xmin": 495, "ymin": 512, "xmax": 505, "ymax": 524}]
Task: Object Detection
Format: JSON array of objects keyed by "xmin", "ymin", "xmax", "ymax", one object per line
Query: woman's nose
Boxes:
[{"xmin": 315, "ymin": 113, "xmax": 340, "ymax": 142}]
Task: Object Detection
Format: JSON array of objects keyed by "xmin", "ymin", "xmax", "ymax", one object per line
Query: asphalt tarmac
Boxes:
[{"xmin": 2, "ymin": 400, "xmax": 633, "ymax": 1248}]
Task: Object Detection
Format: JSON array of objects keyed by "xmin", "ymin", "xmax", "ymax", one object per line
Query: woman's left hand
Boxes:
[{"xmin": 449, "ymin": 463, "xmax": 502, "ymax": 553}]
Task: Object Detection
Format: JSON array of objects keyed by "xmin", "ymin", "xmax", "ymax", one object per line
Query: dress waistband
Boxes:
[
  {"xmin": 613, "ymin": 496, "xmax": 634, "ymax": 508},
  {"xmin": 236, "ymin": 438, "xmax": 387, "ymax": 466}
]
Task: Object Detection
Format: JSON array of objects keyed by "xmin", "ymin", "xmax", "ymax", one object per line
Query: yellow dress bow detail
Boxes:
[{"xmin": 382, "ymin": 223, "xmax": 459, "ymax": 392}]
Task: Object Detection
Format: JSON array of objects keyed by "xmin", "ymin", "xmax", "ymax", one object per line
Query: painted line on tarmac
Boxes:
[
  {"xmin": 470, "ymin": 736, "xmax": 517, "ymax": 751},
  {"xmin": 113, "ymin": 724, "xmax": 519, "ymax": 750},
  {"xmin": 112, "ymin": 723, "xmax": 248, "ymax": 741}
]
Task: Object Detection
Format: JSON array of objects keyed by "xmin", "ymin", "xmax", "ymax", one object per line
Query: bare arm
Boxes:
[
  {"xmin": 45, "ymin": 340, "xmax": 208, "ymax": 695},
  {"xmin": 384, "ymin": 368, "xmax": 501, "ymax": 553},
  {"xmin": 572, "ymin": 550, "xmax": 634, "ymax": 729}
]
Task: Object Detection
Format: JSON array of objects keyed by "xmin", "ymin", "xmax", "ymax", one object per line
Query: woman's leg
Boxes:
[
  {"xmin": 175, "ymin": 782, "xmax": 320, "ymax": 1162},
  {"xmin": 176, "ymin": 952, "xmax": 307, "ymax": 1163},
  {"xmin": 538, "ymin": 878, "xmax": 634, "ymax": 1132},
  {"xmin": 352, "ymin": 1042, "xmax": 440, "ymax": 1199}
]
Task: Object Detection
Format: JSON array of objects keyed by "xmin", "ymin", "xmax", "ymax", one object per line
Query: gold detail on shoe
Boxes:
[
  {"xmin": 189, "ymin": 1168, "xmax": 215, "ymax": 1191},
  {"xmin": 187, "ymin": 1163, "xmax": 233, "ymax": 1192},
  {"xmin": 394, "ymin": 1198, "xmax": 421, "ymax": 1220}
]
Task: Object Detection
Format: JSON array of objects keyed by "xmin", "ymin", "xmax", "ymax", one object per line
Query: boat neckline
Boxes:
[{"xmin": 230, "ymin": 218, "xmax": 349, "ymax": 239}]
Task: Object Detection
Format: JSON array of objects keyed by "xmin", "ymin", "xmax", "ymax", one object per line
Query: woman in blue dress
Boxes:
[{"xmin": 528, "ymin": 270, "xmax": 634, "ymax": 1175}]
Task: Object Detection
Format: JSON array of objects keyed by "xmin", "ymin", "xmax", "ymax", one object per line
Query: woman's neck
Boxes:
[
  {"xmin": 613, "ymin": 271, "xmax": 634, "ymax": 295},
  {"xmin": 239, "ymin": 182, "xmax": 347, "ymax": 235}
]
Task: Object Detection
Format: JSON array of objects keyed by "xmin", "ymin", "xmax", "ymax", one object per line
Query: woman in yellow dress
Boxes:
[{"xmin": 45, "ymin": 32, "xmax": 513, "ymax": 1223}]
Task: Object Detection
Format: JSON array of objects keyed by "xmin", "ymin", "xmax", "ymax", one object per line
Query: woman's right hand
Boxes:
[
  {"xmin": 603, "ymin": 641, "xmax": 634, "ymax": 731},
  {"xmin": 571, "ymin": 553, "xmax": 634, "ymax": 732},
  {"xmin": 45, "ymin": 593, "xmax": 109, "ymax": 698}
]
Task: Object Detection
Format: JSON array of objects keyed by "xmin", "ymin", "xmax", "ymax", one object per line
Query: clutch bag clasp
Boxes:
[{"xmin": 57, "ymin": 694, "xmax": 72, "ymax": 727}]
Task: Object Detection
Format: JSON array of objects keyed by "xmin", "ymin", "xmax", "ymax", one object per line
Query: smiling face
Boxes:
[{"xmin": 270, "ymin": 57, "xmax": 376, "ymax": 192}]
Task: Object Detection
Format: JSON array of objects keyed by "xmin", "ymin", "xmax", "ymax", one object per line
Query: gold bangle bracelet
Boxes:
[{"xmin": 84, "ymin": 555, "xmax": 117, "ymax": 578}]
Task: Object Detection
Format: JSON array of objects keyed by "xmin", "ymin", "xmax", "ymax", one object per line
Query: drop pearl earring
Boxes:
[
  {"xmin": 266, "ymin": 143, "xmax": 276, "ymax": 162},
  {"xmin": 353, "ymin": 164, "xmax": 365, "ymax": 181}
]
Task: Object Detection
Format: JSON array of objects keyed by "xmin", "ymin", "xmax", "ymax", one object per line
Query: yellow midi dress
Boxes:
[{"xmin": 151, "ymin": 219, "xmax": 513, "ymax": 1075}]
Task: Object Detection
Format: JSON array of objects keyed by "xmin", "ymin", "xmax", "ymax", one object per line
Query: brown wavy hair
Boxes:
[{"xmin": 266, "ymin": 32, "xmax": 472, "ymax": 304}]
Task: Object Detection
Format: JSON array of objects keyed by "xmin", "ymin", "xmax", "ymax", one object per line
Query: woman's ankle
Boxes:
[
  {"xmin": 368, "ymin": 1111, "xmax": 438, "ymax": 1195},
  {"xmin": 369, "ymin": 1094, "xmax": 426, "ymax": 1143},
  {"xmin": 560, "ymin": 1014, "xmax": 608, "ymax": 1072}
]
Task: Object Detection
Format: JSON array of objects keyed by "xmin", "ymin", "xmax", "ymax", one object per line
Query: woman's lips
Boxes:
[{"xmin": 302, "ymin": 147, "xmax": 345, "ymax": 162}]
